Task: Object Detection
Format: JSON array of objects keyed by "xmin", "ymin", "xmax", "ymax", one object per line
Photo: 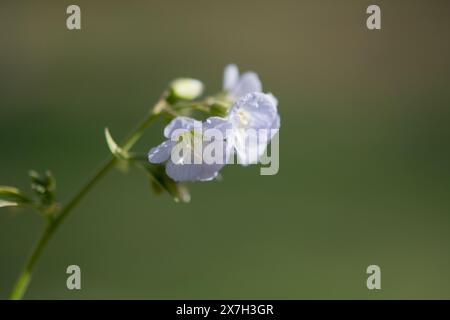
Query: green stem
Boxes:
[{"xmin": 9, "ymin": 101, "xmax": 165, "ymax": 300}]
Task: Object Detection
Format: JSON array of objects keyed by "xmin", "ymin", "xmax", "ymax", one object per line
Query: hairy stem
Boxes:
[{"xmin": 9, "ymin": 101, "xmax": 165, "ymax": 300}]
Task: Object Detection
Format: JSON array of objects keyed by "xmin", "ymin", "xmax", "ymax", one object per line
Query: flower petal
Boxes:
[
  {"xmin": 223, "ymin": 64, "xmax": 239, "ymax": 91},
  {"xmin": 204, "ymin": 116, "xmax": 231, "ymax": 135},
  {"xmin": 166, "ymin": 161, "xmax": 225, "ymax": 182},
  {"xmin": 229, "ymin": 92, "xmax": 277, "ymax": 130},
  {"xmin": 148, "ymin": 140, "xmax": 174, "ymax": 164},
  {"xmin": 270, "ymin": 114, "xmax": 280, "ymax": 140},
  {"xmin": 266, "ymin": 92, "xmax": 278, "ymax": 108},
  {"xmin": 227, "ymin": 93, "xmax": 280, "ymax": 165},
  {"xmin": 164, "ymin": 116, "xmax": 201, "ymax": 139},
  {"xmin": 227, "ymin": 129, "xmax": 269, "ymax": 166},
  {"xmin": 230, "ymin": 72, "xmax": 262, "ymax": 99}
]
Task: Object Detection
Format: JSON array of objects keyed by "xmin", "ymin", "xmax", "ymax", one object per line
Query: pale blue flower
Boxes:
[
  {"xmin": 226, "ymin": 92, "xmax": 280, "ymax": 165},
  {"xmin": 148, "ymin": 116, "xmax": 227, "ymax": 182},
  {"xmin": 149, "ymin": 65, "xmax": 280, "ymax": 181},
  {"xmin": 223, "ymin": 64, "xmax": 262, "ymax": 101}
]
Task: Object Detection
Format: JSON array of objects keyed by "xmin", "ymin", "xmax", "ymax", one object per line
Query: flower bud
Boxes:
[{"xmin": 170, "ymin": 78, "xmax": 204, "ymax": 101}]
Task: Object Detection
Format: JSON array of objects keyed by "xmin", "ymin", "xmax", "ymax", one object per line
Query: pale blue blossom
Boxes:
[
  {"xmin": 223, "ymin": 64, "xmax": 262, "ymax": 101},
  {"xmin": 148, "ymin": 116, "xmax": 227, "ymax": 182},
  {"xmin": 226, "ymin": 92, "xmax": 280, "ymax": 165}
]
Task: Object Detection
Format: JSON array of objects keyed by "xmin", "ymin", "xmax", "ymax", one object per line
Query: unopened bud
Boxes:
[{"xmin": 170, "ymin": 78, "xmax": 204, "ymax": 101}]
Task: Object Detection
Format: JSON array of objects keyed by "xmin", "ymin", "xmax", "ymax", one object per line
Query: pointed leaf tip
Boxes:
[
  {"xmin": 105, "ymin": 127, "xmax": 128, "ymax": 160},
  {"xmin": 0, "ymin": 200, "xmax": 18, "ymax": 208},
  {"xmin": 0, "ymin": 185, "xmax": 32, "ymax": 204}
]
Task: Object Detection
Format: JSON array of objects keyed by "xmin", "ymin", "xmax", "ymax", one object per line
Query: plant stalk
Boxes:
[{"xmin": 9, "ymin": 101, "xmax": 164, "ymax": 300}]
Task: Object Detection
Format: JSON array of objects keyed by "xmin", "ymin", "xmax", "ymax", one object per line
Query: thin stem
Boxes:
[
  {"xmin": 8, "ymin": 223, "xmax": 53, "ymax": 300},
  {"xmin": 9, "ymin": 100, "xmax": 165, "ymax": 300}
]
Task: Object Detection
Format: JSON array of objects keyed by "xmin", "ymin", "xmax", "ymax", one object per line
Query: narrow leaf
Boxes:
[
  {"xmin": 0, "ymin": 186, "xmax": 32, "ymax": 204},
  {"xmin": 104, "ymin": 127, "xmax": 128, "ymax": 159},
  {"xmin": 0, "ymin": 200, "xmax": 18, "ymax": 208}
]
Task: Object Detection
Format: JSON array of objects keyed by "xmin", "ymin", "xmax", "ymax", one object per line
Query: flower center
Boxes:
[
  {"xmin": 177, "ymin": 130, "xmax": 202, "ymax": 142},
  {"xmin": 176, "ymin": 130, "xmax": 203, "ymax": 163},
  {"xmin": 237, "ymin": 109, "xmax": 249, "ymax": 127}
]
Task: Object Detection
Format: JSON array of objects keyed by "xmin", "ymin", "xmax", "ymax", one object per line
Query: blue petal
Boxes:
[
  {"xmin": 231, "ymin": 72, "xmax": 262, "ymax": 98},
  {"xmin": 163, "ymin": 116, "xmax": 201, "ymax": 139},
  {"xmin": 227, "ymin": 93, "xmax": 280, "ymax": 165},
  {"xmin": 204, "ymin": 116, "xmax": 231, "ymax": 135},
  {"xmin": 229, "ymin": 132, "xmax": 272, "ymax": 166},
  {"xmin": 229, "ymin": 92, "xmax": 278, "ymax": 130},
  {"xmin": 266, "ymin": 93, "xmax": 278, "ymax": 108},
  {"xmin": 166, "ymin": 161, "xmax": 225, "ymax": 182},
  {"xmin": 223, "ymin": 64, "xmax": 239, "ymax": 91},
  {"xmin": 148, "ymin": 140, "xmax": 174, "ymax": 164}
]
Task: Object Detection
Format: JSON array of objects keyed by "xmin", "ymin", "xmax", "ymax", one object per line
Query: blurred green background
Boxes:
[{"xmin": 1, "ymin": 0, "xmax": 450, "ymax": 299}]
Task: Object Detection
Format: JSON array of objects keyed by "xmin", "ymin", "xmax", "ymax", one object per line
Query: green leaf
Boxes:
[
  {"xmin": 0, "ymin": 200, "xmax": 18, "ymax": 208},
  {"xmin": 145, "ymin": 164, "xmax": 190, "ymax": 203},
  {"xmin": 104, "ymin": 127, "xmax": 128, "ymax": 160},
  {"xmin": 0, "ymin": 186, "xmax": 32, "ymax": 204}
]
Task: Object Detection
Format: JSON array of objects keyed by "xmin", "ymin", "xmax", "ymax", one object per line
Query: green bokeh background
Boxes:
[{"xmin": 1, "ymin": 0, "xmax": 450, "ymax": 299}]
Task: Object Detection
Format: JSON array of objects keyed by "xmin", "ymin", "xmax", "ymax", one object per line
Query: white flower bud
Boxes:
[{"xmin": 170, "ymin": 78, "xmax": 204, "ymax": 101}]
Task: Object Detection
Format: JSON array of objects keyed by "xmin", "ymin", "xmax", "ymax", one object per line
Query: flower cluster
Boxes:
[{"xmin": 148, "ymin": 64, "xmax": 280, "ymax": 182}]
